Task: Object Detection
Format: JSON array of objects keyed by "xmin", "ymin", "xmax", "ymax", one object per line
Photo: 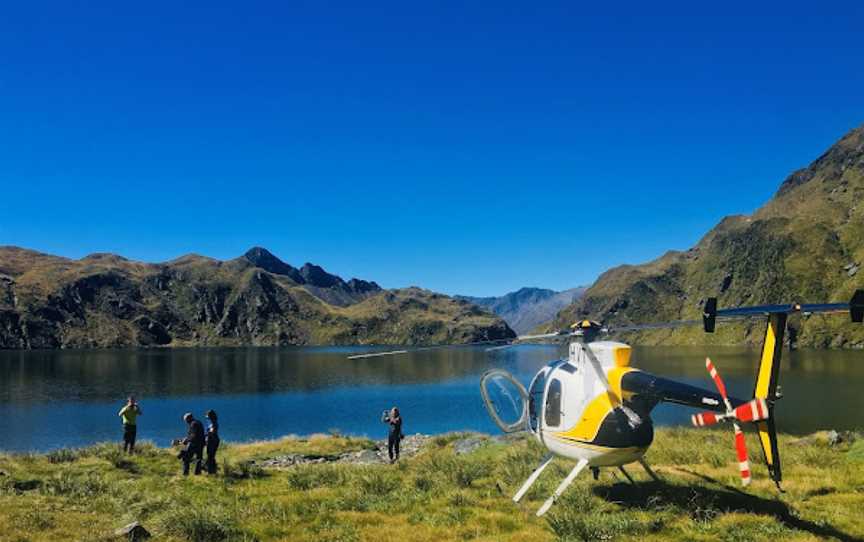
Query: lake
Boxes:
[{"xmin": 0, "ymin": 345, "xmax": 861, "ymax": 452}]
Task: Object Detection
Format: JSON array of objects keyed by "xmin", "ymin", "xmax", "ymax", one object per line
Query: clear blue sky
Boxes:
[{"xmin": 1, "ymin": 2, "xmax": 862, "ymax": 296}]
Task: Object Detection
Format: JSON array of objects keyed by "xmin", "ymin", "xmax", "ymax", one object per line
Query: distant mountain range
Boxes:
[
  {"xmin": 457, "ymin": 287, "xmax": 587, "ymax": 334},
  {"xmin": 550, "ymin": 123, "xmax": 864, "ymax": 348},
  {"xmin": 0, "ymin": 246, "xmax": 514, "ymax": 349}
]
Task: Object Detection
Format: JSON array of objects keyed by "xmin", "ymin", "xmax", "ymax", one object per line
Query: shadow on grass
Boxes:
[{"xmin": 593, "ymin": 475, "xmax": 863, "ymax": 542}]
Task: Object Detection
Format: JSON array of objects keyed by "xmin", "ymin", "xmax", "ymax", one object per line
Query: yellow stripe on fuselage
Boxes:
[
  {"xmin": 608, "ymin": 366, "xmax": 636, "ymax": 402},
  {"xmin": 553, "ymin": 367, "xmax": 637, "ymax": 443},
  {"xmin": 555, "ymin": 391, "xmax": 615, "ymax": 442}
]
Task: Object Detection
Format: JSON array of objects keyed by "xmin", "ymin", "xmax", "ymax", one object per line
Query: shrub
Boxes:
[
  {"xmin": 159, "ymin": 505, "xmax": 250, "ymax": 542},
  {"xmin": 285, "ymin": 465, "xmax": 343, "ymax": 490},
  {"xmin": 356, "ymin": 468, "xmax": 401, "ymax": 496},
  {"xmin": 413, "ymin": 474, "xmax": 434, "ymax": 492},
  {"xmin": 547, "ymin": 508, "xmax": 651, "ymax": 541},
  {"xmin": 222, "ymin": 459, "xmax": 266, "ymax": 481},
  {"xmin": 40, "ymin": 471, "xmax": 108, "ymax": 498},
  {"xmin": 45, "ymin": 448, "xmax": 82, "ymax": 464},
  {"xmin": 451, "ymin": 459, "xmax": 489, "ymax": 488},
  {"xmin": 22, "ymin": 508, "xmax": 55, "ymax": 530}
]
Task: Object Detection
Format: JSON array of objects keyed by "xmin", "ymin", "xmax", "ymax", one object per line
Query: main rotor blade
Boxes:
[
  {"xmin": 345, "ymin": 337, "xmax": 517, "ymax": 359},
  {"xmin": 607, "ymin": 320, "xmax": 702, "ymax": 333},
  {"xmin": 347, "ymin": 349, "xmax": 411, "ymax": 360},
  {"xmin": 601, "ymin": 289, "xmax": 864, "ymax": 335},
  {"xmin": 516, "ymin": 331, "xmax": 571, "ymax": 341}
]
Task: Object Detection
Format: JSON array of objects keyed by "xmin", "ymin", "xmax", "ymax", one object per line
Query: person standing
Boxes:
[
  {"xmin": 118, "ymin": 396, "xmax": 142, "ymax": 454},
  {"xmin": 181, "ymin": 412, "xmax": 205, "ymax": 476},
  {"xmin": 382, "ymin": 407, "xmax": 403, "ymax": 463},
  {"xmin": 204, "ymin": 409, "xmax": 220, "ymax": 475}
]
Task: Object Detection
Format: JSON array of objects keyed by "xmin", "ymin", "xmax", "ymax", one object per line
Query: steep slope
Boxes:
[
  {"xmin": 0, "ymin": 247, "xmax": 513, "ymax": 349},
  {"xmin": 551, "ymin": 123, "xmax": 864, "ymax": 348},
  {"xmin": 458, "ymin": 287, "xmax": 586, "ymax": 334}
]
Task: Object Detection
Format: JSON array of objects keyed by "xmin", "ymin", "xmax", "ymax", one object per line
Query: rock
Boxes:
[
  {"xmin": 12, "ymin": 479, "xmax": 41, "ymax": 491},
  {"xmin": 827, "ymin": 430, "xmax": 859, "ymax": 447},
  {"xmin": 788, "ymin": 434, "xmax": 820, "ymax": 447},
  {"xmin": 453, "ymin": 436, "xmax": 487, "ymax": 455},
  {"xmin": 848, "ymin": 265, "xmax": 859, "ymax": 277},
  {"xmin": 350, "ymin": 450, "xmax": 381, "ymax": 464},
  {"xmin": 113, "ymin": 521, "xmax": 150, "ymax": 541}
]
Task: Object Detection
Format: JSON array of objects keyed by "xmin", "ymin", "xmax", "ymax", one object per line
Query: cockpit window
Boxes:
[{"xmin": 545, "ymin": 378, "xmax": 562, "ymax": 427}]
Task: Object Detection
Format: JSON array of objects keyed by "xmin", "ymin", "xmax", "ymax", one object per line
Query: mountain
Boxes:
[
  {"xmin": 458, "ymin": 287, "xmax": 586, "ymax": 334},
  {"xmin": 550, "ymin": 123, "xmax": 864, "ymax": 348},
  {"xmin": 0, "ymin": 247, "xmax": 514, "ymax": 349}
]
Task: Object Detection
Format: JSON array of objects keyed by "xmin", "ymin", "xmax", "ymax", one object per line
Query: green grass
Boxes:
[{"xmin": 0, "ymin": 429, "xmax": 862, "ymax": 541}]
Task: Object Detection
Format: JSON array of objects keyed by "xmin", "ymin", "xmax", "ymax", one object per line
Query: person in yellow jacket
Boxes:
[{"xmin": 118, "ymin": 396, "xmax": 142, "ymax": 453}]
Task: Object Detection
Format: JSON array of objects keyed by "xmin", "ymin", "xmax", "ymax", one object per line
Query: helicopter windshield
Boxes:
[{"xmin": 479, "ymin": 369, "xmax": 528, "ymax": 433}]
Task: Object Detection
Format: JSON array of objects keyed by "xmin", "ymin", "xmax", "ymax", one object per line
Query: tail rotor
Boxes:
[{"xmin": 690, "ymin": 357, "xmax": 764, "ymax": 486}]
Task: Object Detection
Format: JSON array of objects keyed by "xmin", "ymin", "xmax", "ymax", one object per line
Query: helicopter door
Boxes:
[
  {"xmin": 480, "ymin": 369, "xmax": 529, "ymax": 433},
  {"xmin": 527, "ymin": 368, "xmax": 547, "ymax": 434}
]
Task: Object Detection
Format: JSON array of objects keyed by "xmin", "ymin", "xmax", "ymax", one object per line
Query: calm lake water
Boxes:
[{"xmin": 0, "ymin": 345, "xmax": 861, "ymax": 452}]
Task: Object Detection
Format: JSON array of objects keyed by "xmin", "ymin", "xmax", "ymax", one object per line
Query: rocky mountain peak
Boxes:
[
  {"xmin": 242, "ymin": 247, "xmax": 303, "ymax": 283},
  {"xmin": 299, "ymin": 263, "xmax": 343, "ymax": 288}
]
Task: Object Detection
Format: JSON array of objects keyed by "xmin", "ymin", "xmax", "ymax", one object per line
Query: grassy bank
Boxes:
[{"xmin": 1, "ymin": 428, "xmax": 862, "ymax": 542}]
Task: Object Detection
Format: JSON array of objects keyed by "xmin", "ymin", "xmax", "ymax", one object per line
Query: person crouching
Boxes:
[{"xmin": 180, "ymin": 412, "xmax": 205, "ymax": 476}]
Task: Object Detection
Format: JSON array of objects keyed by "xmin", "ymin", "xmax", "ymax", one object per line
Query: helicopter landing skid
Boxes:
[
  {"xmin": 512, "ymin": 453, "xmax": 554, "ymax": 503},
  {"xmin": 618, "ymin": 465, "xmax": 635, "ymax": 484},
  {"xmin": 639, "ymin": 458, "xmax": 662, "ymax": 482},
  {"xmin": 536, "ymin": 458, "xmax": 589, "ymax": 517}
]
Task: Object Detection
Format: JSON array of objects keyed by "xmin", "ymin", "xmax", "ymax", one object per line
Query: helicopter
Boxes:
[{"xmin": 350, "ymin": 290, "xmax": 864, "ymax": 517}]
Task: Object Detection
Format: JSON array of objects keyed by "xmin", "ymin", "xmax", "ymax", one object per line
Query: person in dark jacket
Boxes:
[
  {"xmin": 382, "ymin": 407, "xmax": 403, "ymax": 463},
  {"xmin": 181, "ymin": 412, "xmax": 205, "ymax": 476},
  {"xmin": 204, "ymin": 409, "xmax": 220, "ymax": 475}
]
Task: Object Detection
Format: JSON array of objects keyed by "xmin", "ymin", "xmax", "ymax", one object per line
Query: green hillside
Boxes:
[{"xmin": 551, "ymin": 123, "xmax": 864, "ymax": 348}]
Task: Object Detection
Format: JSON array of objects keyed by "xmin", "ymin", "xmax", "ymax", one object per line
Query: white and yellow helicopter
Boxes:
[
  {"xmin": 479, "ymin": 292, "xmax": 863, "ymax": 516},
  {"xmin": 351, "ymin": 291, "xmax": 864, "ymax": 517}
]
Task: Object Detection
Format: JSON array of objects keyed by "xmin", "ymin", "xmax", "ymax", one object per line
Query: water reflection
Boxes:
[
  {"xmin": 0, "ymin": 346, "xmax": 559, "ymax": 402},
  {"xmin": 0, "ymin": 345, "xmax": 860, "ymax": 451}
]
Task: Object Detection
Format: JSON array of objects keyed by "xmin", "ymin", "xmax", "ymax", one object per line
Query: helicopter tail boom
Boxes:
[{"xmin": 619, "ymin": 370, "xmax": 745, "ymax": 413}]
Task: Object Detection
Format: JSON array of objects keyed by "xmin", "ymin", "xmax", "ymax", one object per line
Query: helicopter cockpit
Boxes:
[{"xmin": 480, "ymin": 359, "xmax": 568, "ymax": 439}]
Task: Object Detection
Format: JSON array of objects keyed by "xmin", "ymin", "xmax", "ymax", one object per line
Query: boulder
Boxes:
[
  {"xmin": 453, "ymin": 436, "xmax": 487, "ymax": 455},
  {"xmin": 113, "ymin": 521, "xmax": 150, "ymax": 541}
]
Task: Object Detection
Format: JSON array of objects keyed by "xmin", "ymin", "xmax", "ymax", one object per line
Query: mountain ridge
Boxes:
[
  {"xmin": 458, "ymin": 286, "xmax": 586, "ymax": 334},
  {"xmin": 0, "ymin": 246, "xmax": 514, "ymax": 349}
]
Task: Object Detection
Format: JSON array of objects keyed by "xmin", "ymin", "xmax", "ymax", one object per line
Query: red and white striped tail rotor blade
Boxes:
[
  {"xmin": 734, "ymin": 398, "xmax": 770, "ymax": 423},
  {"xmin": 733, "ymin": 423, "xmax": 751, "ymax": 486},
  {"xmin": 691, "ymin": 411, "xmax": 720, "ymax": 427},
  {"xmin": 705, "ymin": 357, "xmax": 729, "ymax": 400}
]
